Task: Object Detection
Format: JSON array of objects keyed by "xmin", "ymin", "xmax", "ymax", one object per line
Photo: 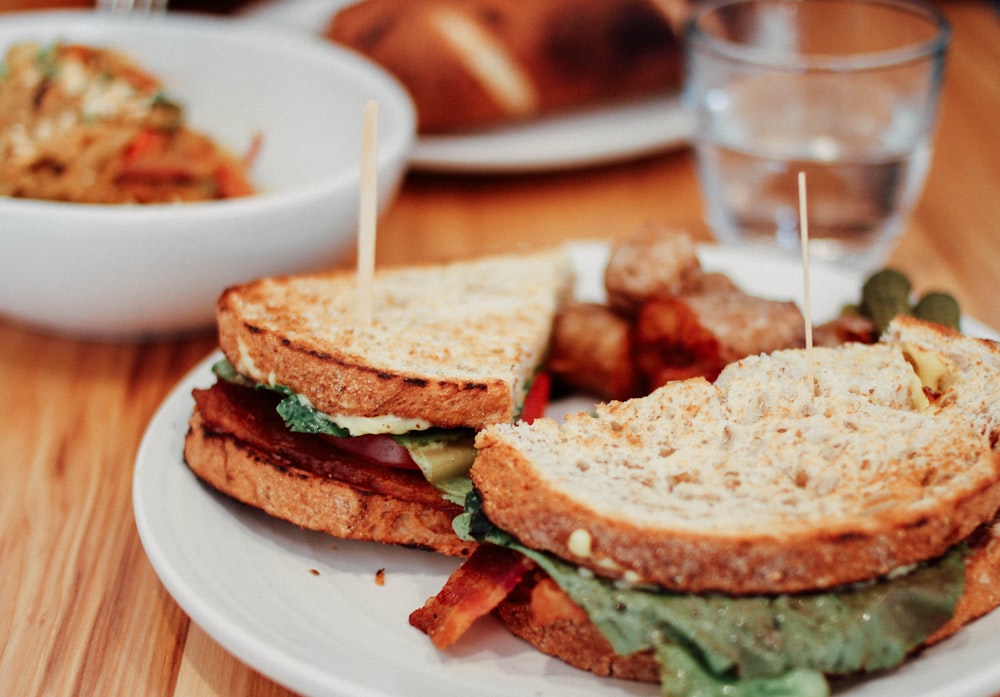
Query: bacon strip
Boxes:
[
  {"xmin": 410, "ymin": 544, "xmax": 534, "ymax": 648},
  {"xmin": 193, "ymin": 381, "xmax": 457, "ymax": 510},
  {"xmin": 525, "ymin": 575, "xmax": 589, "ymax": 626}
]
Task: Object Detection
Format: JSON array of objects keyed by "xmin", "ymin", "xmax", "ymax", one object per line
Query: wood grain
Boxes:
[{"xmin": 1, "ymin": 2, "xmax": 998, "ymax": 696}]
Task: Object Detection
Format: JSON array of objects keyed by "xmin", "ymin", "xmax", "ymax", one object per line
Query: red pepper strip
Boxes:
[
  {"xmin": 520, "ymin": 372, "xmax": 550, "ymax": 424},
  {"xmin": 213, "ymin": 163, "xmax": 255, "ymax": 198},
  {"xmin": 123, "ymin": 128, "xmax": 169, "ymax": 163},
  {"xmin": 410, "ymin": 543, "xmax": 533, "ymax": 649}
]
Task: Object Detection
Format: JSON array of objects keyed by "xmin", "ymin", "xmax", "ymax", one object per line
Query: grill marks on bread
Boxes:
[
  {"xmin": 217, "ymin": 249, "xmax": 572, "ymax": 430},
  {"xmin": 243, "ymin": 326, "xmax": 495, "ymax": 413},
  {"xmin": 184, "ymin": 381, "xmax": 471, "ymax": 556},
  {"xmin": 472, "ymin": 317, "xmax": 1000, "ymax": 594}
]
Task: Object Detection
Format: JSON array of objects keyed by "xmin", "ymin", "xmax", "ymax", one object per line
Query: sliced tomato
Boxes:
[
  {"xmin": 520, "ymin": 372, "xmax": 551, "ymax": 423},
  {"xmin": 319, "ymin": 433, "xmax": 419, "ymax": 470},
  {"xmin": 317, "ymin": 375, "xmax": 550, "ymax": 470}
]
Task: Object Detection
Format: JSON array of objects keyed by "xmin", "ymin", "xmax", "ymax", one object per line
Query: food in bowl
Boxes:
[
  {"xmin": 0, "ymin": 11, "xmax": 415, "ymax": 340},
  {"xmin": 0, "ymin": 41, "xmax": 256, "ymax": 203}
]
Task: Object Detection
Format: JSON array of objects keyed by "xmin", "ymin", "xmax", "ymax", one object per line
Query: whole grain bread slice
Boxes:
[
  {"xmin": 184, "ymin": 380, "xmax": 475, "ymax": 556},
  {"xmin": 472, "ymin": 317, "xmax": 1000, "ymax": 594},
  {"xmin": 184, "ymin": 412, "xmax": 473, "ymax": 556},
  {"xmin": 216, "ymin": 248, "xmax": 573, "ymax": 430}
]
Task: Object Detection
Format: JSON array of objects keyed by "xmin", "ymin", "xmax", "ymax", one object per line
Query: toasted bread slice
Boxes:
[
  {"xmin": 185, "ymin": 414, "xmax": 473, "ymax": 556},
  {"xmin": 925, "ymin": 509, "xmax": 1000, "ymax": 644},
  {"xmin": 493, "ymin": 569, "xmax": 660, "ymax": 682},
  {"xmin": 184, "ymin": 380, "xmax": 474, "ymax": 556},
  {"xmin": 472, "ymin": 317, "xmax": 1000, "ymax": 594},
  {"xmin": 217, "ymin": 247, "xmax": 573, "ymax": 430}
]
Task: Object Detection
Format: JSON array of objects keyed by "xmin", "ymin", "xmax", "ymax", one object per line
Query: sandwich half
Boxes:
[
  {"xmin": 411, "ymin": 316, "xmax": 1000, "ymax": 694},
  {"xmin": 184, "ymin": 248, "xmax": 573, "ymax": 557}
]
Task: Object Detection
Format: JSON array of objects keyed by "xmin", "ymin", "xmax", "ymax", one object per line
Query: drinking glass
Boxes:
[{"xmin": 683, "ymin": 0, "xmax": 951, "ymax": 270}]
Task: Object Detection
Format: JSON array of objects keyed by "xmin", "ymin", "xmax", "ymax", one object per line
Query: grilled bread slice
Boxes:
[
  {"xmin": 216, "ymin": 248, "xmax": 573, "ymax": 430},
  {"xmin": 472, "ymin": 316, "xmax": 1000, "ymax": 594},
  {"xmin": 184, "ymin": 378, "xmax": 476, "ymax": 556}
]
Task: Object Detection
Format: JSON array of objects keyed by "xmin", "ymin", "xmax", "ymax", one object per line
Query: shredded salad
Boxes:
[{"xmin": 0, "ymin": 41, "xmax": 256, "ymax": 204}]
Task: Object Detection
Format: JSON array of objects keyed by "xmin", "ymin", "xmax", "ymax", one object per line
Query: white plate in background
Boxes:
[{"xmin": 408, "ymin": 94, "xmax": 692, "ymax": 174}]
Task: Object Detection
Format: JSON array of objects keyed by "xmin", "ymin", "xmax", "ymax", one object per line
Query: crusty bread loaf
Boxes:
[
  {"xmin": 326, "ymin": 0, "xmax": 687, "ymax": 133},
  {"xmin": 472, "ymin": 317, "xmax": 1000, "ymax": 594},
  {"xmin": 217, "ymin": 248, "xmax": 573, "ymax": 430}
]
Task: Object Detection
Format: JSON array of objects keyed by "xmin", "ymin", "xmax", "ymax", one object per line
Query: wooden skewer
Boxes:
[
  {"xmin": 356, "ymin": 99, "xmax": 379, "ymax": 328},
  {"xmin": 798, "ymin": 171, "xmax": 815, "ymax": 394}
]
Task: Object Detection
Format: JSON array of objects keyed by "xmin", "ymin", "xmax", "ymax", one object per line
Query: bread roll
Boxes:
[{"xmin": 327, "ymin": 0, "xmax": 687, "ymax": 133}]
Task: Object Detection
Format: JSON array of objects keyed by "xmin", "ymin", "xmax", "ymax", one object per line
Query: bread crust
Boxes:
[
  {"xmin": 217, "ymin": 303, "xmax": 516, "ymax": 429},
  {"xmin": 925, "ymin": 511, "xmax": 1000, "ymax": 644},
  {"xmin": 473, "ymin": 319, "xmax": 1000, "ymax": 594},
  {"xmin": 474, "ymin": 436, "xmax": 1000, "ymax": 594},
  {"xmin": 494, "ymin": 571, "xmax": 659, "ymax": 682},
  {"xmin": 184, "ymin": 412, "xmax": 473, "ymax": 557}
]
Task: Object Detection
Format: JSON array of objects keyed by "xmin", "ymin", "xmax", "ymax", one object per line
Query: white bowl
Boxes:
[{"xmin": 0, "ymin": 10, "xmax": 415, "ymax": 340}]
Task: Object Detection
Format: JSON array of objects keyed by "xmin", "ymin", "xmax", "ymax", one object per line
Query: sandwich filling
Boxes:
[
  {"xmin": 442, "ymin": 497, "xmax": 967, "ymax": 697},
  {"xmin": 210, "ymin": 357, "xmax": 549, "ymax": 498},
  {"xmin": 411, "ymin": 317, "xmax": 1000, "ymax": 695}
]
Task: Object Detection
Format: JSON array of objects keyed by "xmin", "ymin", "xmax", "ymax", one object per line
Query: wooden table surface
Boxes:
[{"xmin": 3, "ymin": 2, "xmax": 999, "ymax": 695}]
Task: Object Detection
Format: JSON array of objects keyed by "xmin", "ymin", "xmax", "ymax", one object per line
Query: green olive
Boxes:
[
  {"xmin": 913, "ymin": 292, "xmax": 961, "ymax": 331},
  {"xmin": 861, "ymin": 269, "xmax": 913, "ymax": 335}
]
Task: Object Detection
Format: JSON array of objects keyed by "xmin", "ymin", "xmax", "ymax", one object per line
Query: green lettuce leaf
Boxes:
[
  {"xmin": 270, "ymin": 384, "xmax": 352, "ymax": 436},
  {"xmin": 212, "ymin": 359, "xmax": 475, "ymax": 484},
  {"xmin": 656, "ymin": 645, "xmax": 830, "ymax": 697},
  {"xmin": 212, "ymin": 358, "xmax": 373, "ymax": 436},
  {"xmin": 461, "ymin": 492, "xmax": 965, "ymax": 696},
  {"xmin": 211, "ymin": 358, "xmax": 251, "ymax": 385}
]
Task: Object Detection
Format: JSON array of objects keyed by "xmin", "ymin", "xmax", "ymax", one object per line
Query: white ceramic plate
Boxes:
[
  {"xmin": 408, "ymin": 94, "xmax": 693, "ymax": 174},
  {"xmin": 134, "ymin": 243, "xmax": 1000, "ymax": 697},
  {"xmin": 237, "ymin": 0, "xmax": 693, "ymax": 173}
]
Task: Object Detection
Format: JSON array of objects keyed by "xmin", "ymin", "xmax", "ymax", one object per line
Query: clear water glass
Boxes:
[{"xmin": 683, "ymin": 0, "xmax": 951, "ymax": 271}]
